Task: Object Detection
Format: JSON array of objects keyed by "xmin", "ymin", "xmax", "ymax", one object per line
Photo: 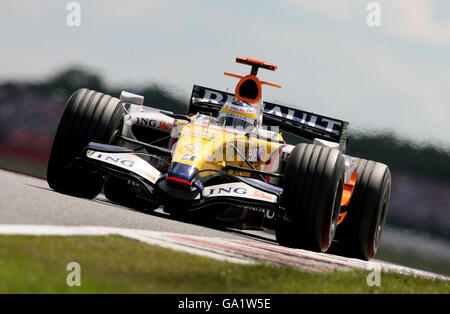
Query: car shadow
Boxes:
[
  {"xmin": 94, "ymin": 197, "xmax": 276, "ymax": 244},
  {"xmin": 36, "ymin": 183, "xmax": 276, "ymax": 245},
  {"xmin": 26, "ymin": 184, "xmax": 54, "ymax": 192}
]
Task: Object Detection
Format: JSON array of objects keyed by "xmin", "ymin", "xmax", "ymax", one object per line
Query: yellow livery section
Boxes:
[{"xmin": 171, "ymin": 119, "xmax": 285, "ymax": 180}]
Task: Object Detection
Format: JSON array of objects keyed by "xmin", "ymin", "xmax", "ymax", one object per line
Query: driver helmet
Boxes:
[{"xmin": 217, "ymin": 100, "xmax": 258, "ymax": 130}]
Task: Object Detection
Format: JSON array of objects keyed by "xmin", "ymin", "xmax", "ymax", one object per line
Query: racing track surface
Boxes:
[{"xmin": 0, "ymin": 169, "xmax": 448, "ymax": 280}]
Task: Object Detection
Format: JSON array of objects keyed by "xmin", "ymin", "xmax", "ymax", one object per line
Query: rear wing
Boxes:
[{"xmin": 189, "ymin": 85, "xmax": 348, "ymax": 150}]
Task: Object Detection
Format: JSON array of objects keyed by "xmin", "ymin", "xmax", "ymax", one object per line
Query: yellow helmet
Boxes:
[{"xmin": 217, "ymin": 100, "xmax": 258, "ymax": 130}]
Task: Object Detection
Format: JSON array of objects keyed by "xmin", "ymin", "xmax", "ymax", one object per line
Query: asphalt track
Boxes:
[
  {"xmin": 0, "ymin": 169, "xmax": 448, "ymax": 280},
  {"xmin": 0, "ymin": 169, "xmax": 271, "ymax": 242}
]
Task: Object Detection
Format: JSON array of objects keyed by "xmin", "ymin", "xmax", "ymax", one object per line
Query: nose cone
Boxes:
[
  {"xmin": 172, "ymin": 122, "xmax": 224, "ymax": 166},
  {"xmin": 166, "ymin": 162, "xmax": 199, "ymax": 189}
]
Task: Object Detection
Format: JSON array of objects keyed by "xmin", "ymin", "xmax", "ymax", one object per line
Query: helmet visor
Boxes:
[{"xmin": 218, "ymin": 115, "xmax": 255, "ymax": 130}]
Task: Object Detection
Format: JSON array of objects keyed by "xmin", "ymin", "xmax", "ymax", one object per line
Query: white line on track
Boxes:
[{"xmin": 0, "ymin": 224, "xmax": 448, "ymax": 281}]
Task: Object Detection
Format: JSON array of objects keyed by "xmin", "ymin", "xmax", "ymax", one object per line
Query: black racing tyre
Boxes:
[
  {"xmin": 275, "ymin": 143, "xmax": 345, "ymax": 252},
  {"xmin": 104, "ymin": 176, "xmax": 159, "ymax": 211},
  {"xmin": 331, "ymin": 158, "xmax": 391, "ymax": 260},
  {"xmin": 47, "ymin": 88, "xmax": 124, "ymax": 198}
]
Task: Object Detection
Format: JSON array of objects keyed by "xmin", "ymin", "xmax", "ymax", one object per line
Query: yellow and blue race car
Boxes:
[{"xmin": 47, "ymin": 57, "xmax": 391, "ymax": 260}]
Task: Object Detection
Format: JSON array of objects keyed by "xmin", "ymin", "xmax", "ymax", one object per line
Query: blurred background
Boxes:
[{"xmin": 0, "ymin": 1, "xmax": 449, "ymax": 274}]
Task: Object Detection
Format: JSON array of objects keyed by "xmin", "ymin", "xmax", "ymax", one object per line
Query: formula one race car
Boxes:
[{"xmin": 47, "ymin": 57, "xmax": 391, "ymax": 260}]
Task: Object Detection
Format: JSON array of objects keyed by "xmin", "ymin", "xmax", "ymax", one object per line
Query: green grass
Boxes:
[{"xmin": 0, "ymin": 235, "xmax": 448, "ymax": 294}]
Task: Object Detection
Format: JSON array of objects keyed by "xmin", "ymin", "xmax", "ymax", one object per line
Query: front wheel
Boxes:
[
  {"xmin": 47, "ymin": 88, "xmax": 124, "ymax": 198},
  {"xmin": 275, "ymin": 143, "xmax": 345, "ymax": 252}
]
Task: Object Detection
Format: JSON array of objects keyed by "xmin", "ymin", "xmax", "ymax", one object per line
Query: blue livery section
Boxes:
[
  {"xmin": 167, "ymin": 162, "xmax": 199, "ymax": 185},
  {"xmin": 238, "ymin": 176, "xmax": 283, "ymax": 197}
]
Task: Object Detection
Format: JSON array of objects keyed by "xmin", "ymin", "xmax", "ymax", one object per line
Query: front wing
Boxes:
[{"xmin": 83, "ymin": 142, "xmax": 282, "ymax": 212}]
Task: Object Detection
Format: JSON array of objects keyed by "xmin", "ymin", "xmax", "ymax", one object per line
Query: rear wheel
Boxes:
[
  {"xmin": 47, "ymin": 88, "xmax": 124, "ymax": 198},
  {"xmin": 275, "ymin": 143, "xmax": 345, "ymax": 252},
  {"xmin": 330, "ymin": 158, "xmax": 391, "ymax": 260}
]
